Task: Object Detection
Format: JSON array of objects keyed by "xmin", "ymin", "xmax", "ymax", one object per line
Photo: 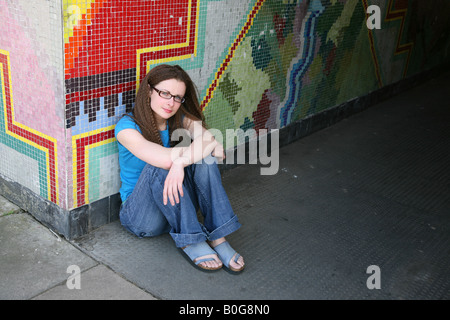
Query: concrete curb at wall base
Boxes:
[{"xmin": 0, "ymin": 174, "xmax": 120, "ymax": 240}]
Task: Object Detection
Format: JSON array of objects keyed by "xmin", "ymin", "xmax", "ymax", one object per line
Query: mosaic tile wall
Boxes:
[
  {"xmin": 1, "ymin": 1, "xmax": 449, "ymax": 222},
  {"xmin": 0, "ymin": 0, "xmax": 66, "ymax": 207}
]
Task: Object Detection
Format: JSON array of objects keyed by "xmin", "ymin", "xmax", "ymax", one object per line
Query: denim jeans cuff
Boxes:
[
  {"xmin": 206, "ymin": 215, "xmax": 241, "ymax": 242},
  {"xmin": 170, "ymin": 231, "xmax": 208, "ymax": 248}
]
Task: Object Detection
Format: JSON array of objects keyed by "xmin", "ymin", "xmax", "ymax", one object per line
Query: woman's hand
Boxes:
[
  {"xmin": 211, "ymin": 143, "xmax": 226, "ymax": 163},
  {"xmin": 163, "ymin": 157, "xmax": 188, "ymax": 206}
]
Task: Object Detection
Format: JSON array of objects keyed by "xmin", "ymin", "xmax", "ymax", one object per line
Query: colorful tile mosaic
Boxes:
[
  {"xmin": 0, "ymin": 0, "xmax": 65, "ymax": 207},
  {"xmin": 1, "ymin": 0, "xmax": 449, "ymax": 215}
]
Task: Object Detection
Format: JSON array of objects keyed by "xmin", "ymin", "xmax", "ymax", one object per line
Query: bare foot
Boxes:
[
  {"xmin": 182, "ymin": 244, "xmax": 223, "ymax": 270},
  {"xmin": 194, "ymin": 253, "xmax": 222, "ymax": 270},
  {"xmin": 209, "ymin": 237, "xmax": 245, "ymax": 271}
]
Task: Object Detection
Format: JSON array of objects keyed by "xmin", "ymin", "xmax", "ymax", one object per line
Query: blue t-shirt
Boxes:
[{"xmin": 115, "ymin": 114, "xmax": 170, "ymax": 202}]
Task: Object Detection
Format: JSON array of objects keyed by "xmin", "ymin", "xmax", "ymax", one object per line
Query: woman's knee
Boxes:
[
  {"xmin": 190, "ymin": 155, "xmax": 220, "ymax": 175},
  {"xmin": 142, "ymin": 163, "xmax": 169, "ymax": 179}
]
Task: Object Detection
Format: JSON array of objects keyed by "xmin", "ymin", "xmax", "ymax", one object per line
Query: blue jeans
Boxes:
[{"xmin": 119, "ymin": 156, "xmax": 241, "ymax": 248}]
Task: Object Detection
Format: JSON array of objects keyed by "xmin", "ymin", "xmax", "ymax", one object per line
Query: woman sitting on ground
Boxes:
[{"xmin": 115, "ymin": 64, "xmax": 245, "ymax": 274}]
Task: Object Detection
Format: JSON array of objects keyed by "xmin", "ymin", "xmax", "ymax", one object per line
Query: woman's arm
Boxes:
[
  {"xmin": 116, "ymin": 128, "xmax": 183, "ymax": 170},
  {"xmin": 117, "ymin": 119, "xmax": 221, "ymax": 206},
  {"xmin": 174, "ymin": 117, "xmax": 219, "ymax": 165},
  {"xmin": 163, "ymin": 117, "xmax": 222, "ymax": 206}
]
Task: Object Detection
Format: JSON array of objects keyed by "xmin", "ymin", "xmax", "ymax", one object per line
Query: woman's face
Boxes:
[{"xmin": 149, "ymin": 78, "xmax": 186, "ymax": 128}]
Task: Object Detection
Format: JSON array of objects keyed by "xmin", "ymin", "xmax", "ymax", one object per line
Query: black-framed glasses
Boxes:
[{"xmin": 151, "ymin": 86, "xmax": 185, "ymax": 104}]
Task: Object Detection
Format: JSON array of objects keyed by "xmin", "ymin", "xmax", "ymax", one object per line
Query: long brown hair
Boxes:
[{"xmin": 128, "ymin": 64, "xmax": 206, "ymax": 147}]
